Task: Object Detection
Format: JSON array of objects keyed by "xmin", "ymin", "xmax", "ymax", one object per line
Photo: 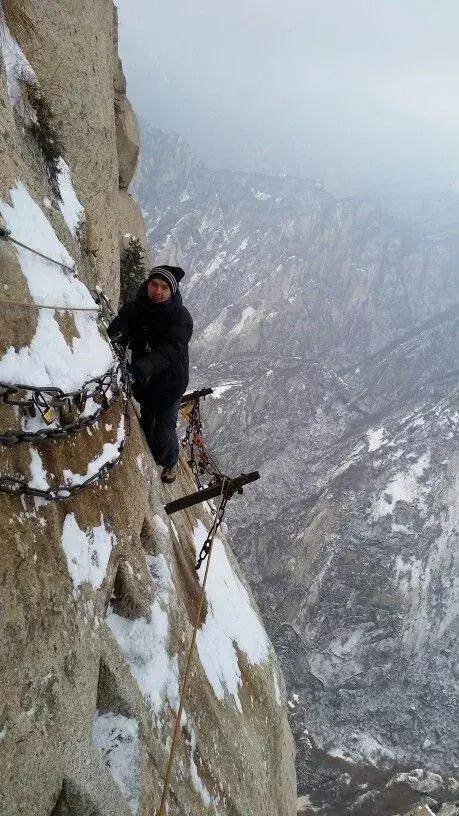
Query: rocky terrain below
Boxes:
[{"xmin": 134, "ymin": 125, "xmax": 458, "ymax": 814}]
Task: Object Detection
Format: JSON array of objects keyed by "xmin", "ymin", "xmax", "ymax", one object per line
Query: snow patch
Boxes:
[
  {"xmin": 92, "ymin": 712, "xmax": 140, "ymax": 814},
  {"xmin": 106, "ymin": 554, "xmax": 179, "ymax": 716},
  {"xmin": 57, "ymin": 158, "xmax": 84, "ymax": 236},
  {"xmin": 60, "ymin": 513, "xmax": 115, "ymax": 593},
  {"xmin": 367, "ymin": 427, "xmax": 386, "ymax": 452},
  {"xmin": 0, "ymin": 183, "xmax": 112, "ymax": 390},
  {"xmin": 211, "ymin": 381, "xmax": 241, "ymax": 399},
  {"xmin": 62, "ymin": 414, "xmax": 125, "ymax": 487},
  {"xmin": 372, "ymin": 452, "xmax": 431, "ymax": 520},
  {"xmin": 193, "ymin": 520, "xmax": 269, "ymax": 712},
  {"xmin": 0, "ymin": 15, "xmax": 37, "ymax": 119},
  {"xmin": 189, "ymin": 726, "xmax": 213, "ymax": 807}
]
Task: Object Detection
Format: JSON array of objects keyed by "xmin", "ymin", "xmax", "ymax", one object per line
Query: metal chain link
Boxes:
[
  {"xmin": 181, "ymin": 395, "xmax": 224, "ymax": 490},
  {"xmin": 195, "ymin": 480, "xmax": 230, "ymax": 571},
  {"xmin": 0, "ymin": 397, "xmax": 131, "ymax": 502},
  {"xmin": 0, "ymin": 364, "xmax": 124, "ymax": 446}
]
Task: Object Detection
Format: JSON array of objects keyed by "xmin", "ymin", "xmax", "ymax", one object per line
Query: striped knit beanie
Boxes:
[{"xmin": 147, "ymin": 265, "xmax": 185, "ymax": 296}]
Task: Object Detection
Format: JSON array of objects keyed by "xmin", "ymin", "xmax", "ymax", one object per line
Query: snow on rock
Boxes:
[
  {"xmin": 57, "ymin": 158, "xmax": 85, "ymax": 236},
  {"xmin": 388, "ymin": 768, "xmax": 444, "ymax": 793},
  {"xmin": 328, "ymin": 732, "xmax": 396, "ymax": 766},
  {"xmin": 193, "ymin": 520, "xmax": 270, "ymax": 712},
  {"xmin": 367, "ymin": 427, "xmax": 386, "ymax": 453},
  {"xmin": 0, "ymin": 183, "xmax": 113, "ymax": 389},
  {"xmin": 60, "ymin": 513, "xmax": 115, "ymax": 593},
  {"xmin": 188, "ymin": 725, "xmax": 214, "ymax": 808},
  {"xmin": 229, "ymin": 306, "xmax": 258, "ymax": 337},
  {"xmin": 28, "ymin": 448, "xmax": 49, "ymax": 492},
  {"xmin": 62, "ymin": 414, "xmax": 125, "ymax": 487},
  {"xmin": 92, "ymin": 711, "xmax": 140, "ymax": 815},
  {"xmin": 372, "ymin": 452, "xmax": 431, "ymax": 520},
  {"xmin": 106, "ymin": 554, "xmax": 179, "ymax": 717},
  {"xmin": 28, "ymin": 448, "xmax": 50, "ymax": 509},
  {"xmin": 211, "ymin": 381, "xmax": 240, "ymax": 399},
  {"xmin": 0, "ymin": 14, "xmax": 37, "ymax": 119},
  {"xmin": 273, "ymin": 669, "xmax": 282, "ymax": 706}
]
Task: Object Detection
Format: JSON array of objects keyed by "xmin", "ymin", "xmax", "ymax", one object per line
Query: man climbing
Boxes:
[{"xmin": 108, "ymin": 265, "xmax": 193, "ymax": 483}]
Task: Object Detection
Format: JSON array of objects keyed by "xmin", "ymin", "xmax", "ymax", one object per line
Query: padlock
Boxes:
[
  {"xmin": 60, "ymin": 399, "xmax": 78, "ymax": 426},
  {"xmin": 42, "ymin": 406, "xmax": 57, "ymax": 425}
]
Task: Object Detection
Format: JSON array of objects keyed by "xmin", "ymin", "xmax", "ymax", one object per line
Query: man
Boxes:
[{"xmin": 108, "ymin": 265, "xmax": 193, "ymax": 483}]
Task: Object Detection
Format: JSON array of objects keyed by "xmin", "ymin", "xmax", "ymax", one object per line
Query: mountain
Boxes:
[
  {"xmin": 134, "ymin": 125, "xmax": 459, "ymax": 814},
  {"xmin": 0, "ymin": 11, "xmax": 296, "ymax": 816}
]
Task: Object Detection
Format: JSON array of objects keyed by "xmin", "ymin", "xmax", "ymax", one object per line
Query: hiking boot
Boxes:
[{"xmin": 161, "ymin": 464, "xmax": 178, "ymax": 484}]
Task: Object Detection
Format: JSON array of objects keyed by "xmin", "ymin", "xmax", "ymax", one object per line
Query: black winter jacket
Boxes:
[{"xmin": 108, "ymin": 283, "xmax": 193, "ymax": 407}]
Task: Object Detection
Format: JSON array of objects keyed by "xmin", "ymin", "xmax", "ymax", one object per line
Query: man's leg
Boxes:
[{"xmin": 149, "ymin": 398, "xmax": 181, "ymax": 470}]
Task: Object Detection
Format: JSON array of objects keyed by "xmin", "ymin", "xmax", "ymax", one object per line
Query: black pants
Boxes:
[{"xmin": 140, "ymin": 397, "xmax": 181, "ymax": 468}]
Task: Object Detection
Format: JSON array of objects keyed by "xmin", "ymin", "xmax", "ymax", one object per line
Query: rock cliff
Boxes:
[
  {"xmin": 0, "ymin": 6, "xmax": 296, "ymax": 816},
  {"xmin": 134, "ymin": 125, "xmax": 458, "ymax": 815}
]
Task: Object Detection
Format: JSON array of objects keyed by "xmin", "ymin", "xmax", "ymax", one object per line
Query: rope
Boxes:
[
  {"xmin": 0, "ymin": 227, "xmax": 76, "ymax": 272},
  {"xmin": 0, "ymin": 228, "xmax": 106, "ymax": 312},
  {"xmin": 0, "ymin": 299, "xmax": 99, "ymax": 311},
  {"xmin": 156, "ymin": 480, "xmax": 227, "ymax": 816}
]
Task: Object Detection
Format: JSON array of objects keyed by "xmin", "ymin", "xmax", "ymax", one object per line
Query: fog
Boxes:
[{"xmin": 116, "ymin": 0, "xmax": 459, "ymax": 199}]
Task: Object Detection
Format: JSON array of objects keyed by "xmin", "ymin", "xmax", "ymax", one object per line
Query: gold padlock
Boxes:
[{"xmin": 42, "ymin": 406, "xmax": 57, "ymax": 425}]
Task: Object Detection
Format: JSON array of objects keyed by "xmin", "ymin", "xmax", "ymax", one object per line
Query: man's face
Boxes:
[{"xmin": 147, "ymin": 277, "xmax": 171, "ymax": 303}]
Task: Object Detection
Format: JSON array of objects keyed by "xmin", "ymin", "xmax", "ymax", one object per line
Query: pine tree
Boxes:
[{"xmin": 120, "ymin": 236, "xmax": 146, "ymax": 305}]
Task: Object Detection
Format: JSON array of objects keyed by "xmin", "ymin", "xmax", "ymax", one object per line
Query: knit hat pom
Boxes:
[{"xmin": 148, "ymin": 265, "xmax": 185, "ymax": 295}]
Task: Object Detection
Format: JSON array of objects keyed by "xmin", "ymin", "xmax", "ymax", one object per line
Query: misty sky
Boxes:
[{"xmin": 116, "ymin": 1, "xmax": 459, "ymax": 198}]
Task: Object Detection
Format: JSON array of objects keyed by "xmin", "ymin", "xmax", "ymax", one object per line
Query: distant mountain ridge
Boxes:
[{"xmin": 134, "ymin": 124, "xmax": 459, "ymax": 815}]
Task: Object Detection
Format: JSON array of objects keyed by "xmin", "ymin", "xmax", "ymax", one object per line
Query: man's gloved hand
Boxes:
[{"xmin": 125, "ymin": 361, "xmax": 138, "ymax": 386}]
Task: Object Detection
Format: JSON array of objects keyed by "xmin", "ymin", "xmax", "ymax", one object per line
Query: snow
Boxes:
[
  {"xmin": 388, "ymin": 768, "xmax": 444, "ymax": 793},
  {"xmin": 230, "ymin": 306, "xmax": 257, "ymax": 337},
  {"xmin": 297, "ymin": 794, "xmax": 320, "ymax": 812},
  {"xmin": 394, "ymin": 554, "xmax": 422, "ymax": 595},
  {"xmin": 28, "ymin": 449, "xmax": 49, "ymax": 491},
  {"xmin": 273, "ymin": 670, "xmax": 282, "ymax": 706},
  {"xmin": 252, "ymin": 190, "xmax": 271, "ymax": 201},
  {"xmin": 60, "ymin": 513, "xmax": 115, "ymax": 593},
  {"xmin": 189, "ymin": 726, "xmax": 213, "ymax": 807},
  {"xmin": 106, "ymin": 554, "xmax": 179, "ymax": 716},
  {"xmin": 62, "ymin": 415, "xmax": 125, "ymax": 487},
  {"xmin": 372, "ymin": 452, "xmax": 431, "ymax": 520},
  {"xmin": 0, "ymin": 15, "xmax": 37, "ymax": 119},
  {"xmin": 193, "ymin": 520, "xmax": 270, "ymax": 712},
  {"xmin": 28, "ymin": 448, "xmax": 49, "ymax": 509},
  {"xmin": 329, "ymin": 732, "xmax": 396, "ymax": 766},
  {"xmin": 211, "ymin": 381, "xmax": 240, "ymax": 399},
  {"xmin": 367, "ymin": 427, "xmax": 385, "ymax": 452},
  {"xmin": 0, "ymin": 183, "xmax": 113, "ymax": 390},
  {"xmin": 57, "ymin": 158, "xmax": 85, "ymax": 236},
  {"xmin": 179, "ymin": 191, "xmax": 190, "ymax": 202},
  {"xmin": 92, "ymin": 712, "xmax": 140, "ymax": 814}
]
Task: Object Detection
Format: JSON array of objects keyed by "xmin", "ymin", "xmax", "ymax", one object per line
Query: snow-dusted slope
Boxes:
[{"xmin": 135, "ymin": 125, "xmax": 459, "ymax": 814}]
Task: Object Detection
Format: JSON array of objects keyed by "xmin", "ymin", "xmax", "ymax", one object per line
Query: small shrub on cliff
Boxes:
[
  {"xmin": 26, "ymin": 86, "xmax": 63, "ymax": 199},
  {"xmin": 120, "ymin": 236, "xmax": 146, "ymax": 305},
  {"xmin": 1, "ymin": 0, "xmax": 36, "ymax": 41}
]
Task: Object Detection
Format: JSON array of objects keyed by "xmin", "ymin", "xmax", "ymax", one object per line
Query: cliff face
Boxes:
[
  {"xmin": 0, "ymin": 6, "xmax": 296, "ymax": 816},
  {"xmin": 135, "ymin": 126, "xmax": 459, "ymax": 814}
]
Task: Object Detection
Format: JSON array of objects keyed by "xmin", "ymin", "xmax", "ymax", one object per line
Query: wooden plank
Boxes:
[
  {"xmin": 181, "ymin": 387, "xmax": 213, "ymax": 404},
  {"xmin": 164, "ymin": 471, "xmax": 260, "ymax": 515}
]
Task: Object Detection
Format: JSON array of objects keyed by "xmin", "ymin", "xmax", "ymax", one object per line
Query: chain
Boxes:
[
  {"xmin": 0, "ymin": 398, "xmax": 131, "ymax": 502},
  {"xmin": 0, "ymin": 364, "xmax": 125, "ymax": 446},
  {"xmin": 195, "ymin": 480, "xmax": 230, "ymax": 571},
  {"xmin": 181, "ymin": 395, "xmax": 223, "ymax": 490}
]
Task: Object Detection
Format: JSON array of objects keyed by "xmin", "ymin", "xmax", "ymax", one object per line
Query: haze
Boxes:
[{"xmin": 116, "ymin": 0, "xmax": 459, "ymax": 199}]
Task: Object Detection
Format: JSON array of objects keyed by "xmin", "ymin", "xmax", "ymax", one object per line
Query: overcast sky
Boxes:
[{"xmin": 116, "ymin": 0, "xmax": 459, "ymax": 198}]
